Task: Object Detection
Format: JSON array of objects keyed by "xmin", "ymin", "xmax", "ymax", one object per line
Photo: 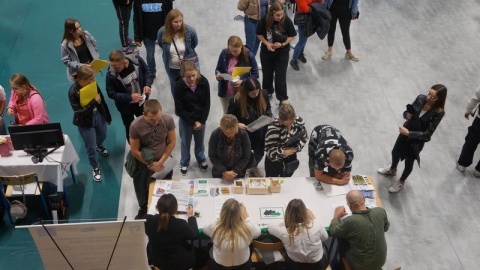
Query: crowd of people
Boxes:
[{"xmin": 2, "ymin": 0, "xmax": 478, "ymax": 269}]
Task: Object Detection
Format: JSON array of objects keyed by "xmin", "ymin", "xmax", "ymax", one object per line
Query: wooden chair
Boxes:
[
  {"xmin": 251, "ymin": 239, "xmax": 286, "ymax": 268},
  {"xmin": 0, "ymin": 173, "xmax": 51, "ymax": 224}
]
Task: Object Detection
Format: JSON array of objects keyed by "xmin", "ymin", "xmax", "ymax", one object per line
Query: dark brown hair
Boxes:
[
  {"xmin": 430, "ymin": 84, "xmax": 447, "ymax": 112},
  {"xmin": 156, "ymin": 194, "xmax": 178, "ymax": 232},
  {"xmin": 234, "ymin": 78, "xmax": 266, "ymax": 119}
]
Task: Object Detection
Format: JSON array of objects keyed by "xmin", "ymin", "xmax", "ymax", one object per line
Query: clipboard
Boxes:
[
  {"xmin": 79, "ymin": 81, "xmax": 98, "ymax": 107},
  {"xmin": 90, "ymin": 59, "xmax": 109, "ymax": 73}
]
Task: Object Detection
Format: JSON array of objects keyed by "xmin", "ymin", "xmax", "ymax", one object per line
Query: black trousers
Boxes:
[
  {"xmin": 458, "ymin": 116, "xmax": 480, "ymax": 171},
  {"xmin": 265, "ymin": 154, "xmax": 298, "ymax": 177},
  {"xmin": 260, "ymin": 46, "xmax": 289, "ymax": 102},
  {"xmin": 391, "ymin": 152, "xmax": 415, "ymax": 181},
  {"xmin": 112, "ymin": 0, "xmax": 133, "ymax": 47},
  {"xmin": 120, "ymin": 103, "xmax": 144, "ymax": 142},
  {"xmin": 327, "ymin": 3, "xmax": 352, "ymax": 50},
  {"xmin": 133, "ymin": 163, "xmax": 173, "ymax": 210}
]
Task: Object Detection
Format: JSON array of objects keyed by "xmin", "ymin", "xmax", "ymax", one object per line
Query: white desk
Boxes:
[
  {"xmin": 149, "ymin": 177, "xmax": 379, "ymax": 229},
  {"xmin": 0, "ymin": 135, "xmax": 79, "ymax": 192}
]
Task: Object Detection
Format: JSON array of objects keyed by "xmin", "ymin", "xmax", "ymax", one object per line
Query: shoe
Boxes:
[
  {"xmin": 92, "ymin": 167, "xmax": 102, "ymax": 182},
  {"xmin": 298, "ymin": 53, "xmax": 307, "ymax": 63},
  {"xmin": 389, "ymin": 180, "xmax": 404, "ymax": 193},
  {"xmin": 122, "ymin": 46, "xmax": 139, "ymax": 54},
  {"xmin": 290, "ymin": 60, "xmax": 299, "ymax": 71},
  {"xmin": 180, "ymin": 166, "xmax": 188, "ymax": 176},
  {"xmin": 268, "ymin": 94, "xmax": 273, "ymax": 100},
  {"xmin": 322, "ymin": 51, "xmax": 332, "ymax": 60},
  {"xmin": 96, "ymin": 145, "xmax": 109, "ymax": 157},
  {"xmin": 127, "ymin": 37, "xmax": 136, "ymax": 46},
  {"xmin": 135, "ymin": 208, "xmax": 147, "ymax": 220},
  {"xmin": 457, "ymin": 163, "xmax": 466, "ymax": 172},
  {"xmin": 200, "ymin": 162, "xmax": 208, "ymax": 172},
  {"xmin": 345, "ymin": 52, "xmax": 360, "ymax": 62},
  {"xmin": 257, "ymin": 63, "xmax": 262, "ymax": 70},
  {"xmin": 279, "ymin": 100, "xmax": 290, "ymax": 107},
  {"xmin": 377, "ymin": 167, "xmax": 396, "ymax": 176},
  {"xmin": 474, "ymin": 170, "xmax": 480, "ymax": 177}
]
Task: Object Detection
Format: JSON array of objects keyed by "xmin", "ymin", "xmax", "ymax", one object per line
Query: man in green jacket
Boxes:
[{"xmin": 330, "ymin": 190, "xmax": 390, "ymax": 270}]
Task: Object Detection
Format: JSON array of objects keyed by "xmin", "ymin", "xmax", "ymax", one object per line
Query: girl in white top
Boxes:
[
  {"xmin": 203, "ymin": 198, "xmax": 261, "ymax": 269},
  {"xmin": 268, "ymin": 198, "xmax": 329, "ymax": 269}
]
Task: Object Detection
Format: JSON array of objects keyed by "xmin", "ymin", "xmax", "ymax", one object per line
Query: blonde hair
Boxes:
[
  {"xmin": 10, "ymin": 73, "xmax": 34, "ymax": 89},
  {"xmin": 278, "ymin": 104, "xmax": 296, "ymax": 122},
  {"xmin": 284, "ymin": 199, "xmax": 312, "ymax": 245},
  {"xmin": 74, "ymin": 65, "xmax": 95, "ymax": 81},
  {"xmin": 163, "ymin": 9, "xmax": 186, "ymax": 44},
  {"xmin": 212, "ymin": 199, "xmax": 252, "ymax": 252},
  {"xmin": 220, "ymin": 114, "xmax": 239, "ymax": 133}
]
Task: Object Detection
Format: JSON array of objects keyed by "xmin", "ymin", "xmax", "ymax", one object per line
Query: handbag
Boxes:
[
  {"xmin": 284, "ymin": 159, "xmax": 300, "ymax": 175},
  {"xmin": 172, "ymin": 39, "xmax": 200, "ymax": 70},
  {"xmin": 294, "ymin": 12, "xmax": 310, "ymax": 26},
  {"xmin": 125, "ymin": 123, "xmax": 160, "ymax": 177}
]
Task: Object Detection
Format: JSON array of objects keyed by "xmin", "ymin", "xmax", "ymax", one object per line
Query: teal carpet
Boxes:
[{"xmin": 0, "ymin": 1, "xmax": 128, "ymax": 268}]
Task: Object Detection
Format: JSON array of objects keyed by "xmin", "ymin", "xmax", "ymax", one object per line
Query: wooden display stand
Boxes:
[{"xmin": 246, "ymin": 178, "xmax": 269, "ymax": 195}]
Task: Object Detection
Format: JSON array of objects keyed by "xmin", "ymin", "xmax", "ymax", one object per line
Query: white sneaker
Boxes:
[
  {"xmin": 389, "ymin": 180, "xmax": 404, "ymax": 193},
  {"xmin": 377, "ymin": 167, "xmax": 396, "ymax": 176},
  {"xmin": 322, "ymin": 51, "xmax": 332, "ymax": 60},
  {"xmin": 257, "ymin": 63, "xmax": 262, "ymax": 70},
  {"xmin": 290, "ymin": 42, "xmax": 296, "ymax": 49},
  {"xmin": 180, "ymin": 166, "xmax": 188, "ymax": 176},
  {"xmin": 92, "ymin": 167, "xmax": 102, "ymax": 182},
  {"xmin": 474, "ymin": 170, "xmax": 480, "ymax": 177},
  {"xmin": 457, "ymin": 163, "xmax": 466, "ymax": 172}
]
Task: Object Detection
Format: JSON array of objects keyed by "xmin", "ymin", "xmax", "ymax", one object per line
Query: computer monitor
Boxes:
[{"xmin": 8, "ymin": 123, "xmax": 65, "ymax": 163}]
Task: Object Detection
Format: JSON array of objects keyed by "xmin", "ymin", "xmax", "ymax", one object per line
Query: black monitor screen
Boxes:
[{"xmin": 8, "ymin": 123, "xmax": 65, "ymax": 150}]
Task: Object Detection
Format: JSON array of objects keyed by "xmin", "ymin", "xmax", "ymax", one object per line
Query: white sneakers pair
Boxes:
[
  {"xmin": 377, "ymin": 167, "xmax": 404, "ymax": 193},
  {"xmin": 456, "ymin": 163, "xmax": 480, "ymax": 177}
]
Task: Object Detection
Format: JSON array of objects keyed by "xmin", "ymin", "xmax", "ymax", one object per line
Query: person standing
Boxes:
[
  {"xmin": 129, "ymin": 99, "xmax": 176, "ymax": 219},
  {"xmin": 61, "ymin": 18, "xmax": 99, "ymax": 82},
  {"xmin": 289, "ymin": 0, "xmax": 323, "ymax": 71},
  {"xmin": 0, "ymin": 85, "xmax": 6, "ymax": 135},
  {"xmin": 264, "ymin": 104, "xmax": 307, "ymax": 177},
  {"xmin": 377, "ymin": 84, "xmax": 447, "ymax": 193},
  {"xmin": 457, "ymin": 85, "xmax": 480, "ymax": 176},
  {"xmin": 106, "ymin": 50, "xmax": 152, "ymax": 141},
  {"xmin": 237, "ymin": 0, "xmax": 269, "ymax": 56},
  {"xmin": 174, "ymin": 61, "xmax": 210, "ymax": 176},
  {"xmin": 7, "ymin": 74, "xmax": 49, "ymax": 125},
  {"xmin": 112, "ymin": 0, "xmax": 136, "ymax": 53},
  {"xmin": 308, "ymin": 124, "xmax": 354, "ymax": 185},
  {"xmin": 330, "ymin": 190, "xmax": 390, "ymax": 270},
  {"xmin": 133, "ymin": 0, "xmax": 174, "ymax": 80},
  {"xmin": 158, "ymin": 9, "xmax": 199, "ymax": 96},
  {"xmin": 321, "ymin": 0, "xmax": 360, "ymax": 61},
  {"xmin": 68, "ymin": 65, "xmax": 111, "ymax": 182},
  {"xmin": 256, "ymin": 1, "xmax": 296, "ymax": 105},
  {"xmin": 215, "ymin": 36, "xmax": 259, "ymax": 113}
]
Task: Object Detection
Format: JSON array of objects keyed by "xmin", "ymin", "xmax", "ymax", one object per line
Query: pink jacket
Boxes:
[{"xmin": 7, "ymin": 88, "xmax": 50, "ymax": 125}]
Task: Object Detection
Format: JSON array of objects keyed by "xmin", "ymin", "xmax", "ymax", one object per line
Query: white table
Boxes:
[{"xmin": 0, "ymin": 135, "xmax": 80, "ymax": 192}]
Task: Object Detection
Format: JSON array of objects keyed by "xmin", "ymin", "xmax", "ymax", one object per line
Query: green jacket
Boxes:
[{"xmin": 330, "ymin": 207, "xmax": 390, "ymax": 270}]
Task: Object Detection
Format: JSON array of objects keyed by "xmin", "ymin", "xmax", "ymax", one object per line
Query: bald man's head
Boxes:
[
  {"xmin": 346, "ymin": 190, "xmax": 365, "ymax": 210},
  {"xmin": 329, "ymin": 149, "xmax": 345, "ymax": 170}
]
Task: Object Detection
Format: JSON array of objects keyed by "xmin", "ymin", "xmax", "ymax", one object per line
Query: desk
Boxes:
[
  {"xmin": 0, "ymin": 135, "xmax": 79, "ymax": 192},
  {"xmin": 148, "ymin": 176, "xmax": 381, "ymax": 229}
]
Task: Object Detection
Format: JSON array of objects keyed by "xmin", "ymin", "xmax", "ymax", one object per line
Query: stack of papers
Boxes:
[{"xmin": 351, "ymin": 175, "xmax": 375, "ymax": 191}]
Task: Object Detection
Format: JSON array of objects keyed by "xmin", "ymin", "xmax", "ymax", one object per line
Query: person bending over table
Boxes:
[
  {"xmin": 203, "ymin": 198, "xmax": 261, "ymax": 270},
  {"xmin": 268, "ymin": 198, "xmax": 329, "ymax": 270},
  {"xmin": 144, "ymin": 193, "xmax": 208, "ymax": 270},
  {"xmin": 330, "ymin": 190, "xmax": 390, "ymax": 270},
  {"xmin": 129, "ymin": 99, "xmax": 176, "ymax": 219},
  {"xmin": 7, "ymin": 73, "xmax": 50, "ymax": 126},
  {"xmin": 68, "ymin": 65, "xmax": 112, "ymax": 182},
  {"xmin": 264, "ymin": 104, "xmax": 307, "ymax": 177},
  {"xmin": 308, "ymin": 125, "xmax": 354, "ymax": 186},
  {"xmin": 208, "ymin": 114, "xmax": 255, "ymax": 180}
]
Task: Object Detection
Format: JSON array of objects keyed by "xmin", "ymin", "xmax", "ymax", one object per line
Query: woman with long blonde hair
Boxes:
[
  {"xmin": 158, "ymin": 9, "xmax": 199, "ymax": 95},
  {"xmin": 203, "ymin": 198, "xmax": 261, "ymax": 269},
  {"xmin": 269, "ymin": 199, "xmax": 329, "ymax": 269}
]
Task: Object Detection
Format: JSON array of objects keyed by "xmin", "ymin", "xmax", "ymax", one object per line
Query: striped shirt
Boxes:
[{"xmin": 265, "ymin": 116, "xmax": 308, "ymax": 162}]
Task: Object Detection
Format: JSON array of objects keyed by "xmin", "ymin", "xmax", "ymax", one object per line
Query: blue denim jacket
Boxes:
[
  {"xmin": 323, "ymin": 0, "xmax": 359, "ymax": 14},
  {"xmin": 157, "ymin": 24, "xmax": 198, "ymax": 74}
]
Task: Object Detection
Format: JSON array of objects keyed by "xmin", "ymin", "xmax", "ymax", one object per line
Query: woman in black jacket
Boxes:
[
  {"xmin": 174, "ymin": 61, "xmax": 211, "ymax": 176},
  {"xmin": 208, "ymin": 114, "xmax": 254, "ymax": 180},
  {"xmin": 145, "ymin": 194, "xmax": 207, "ymax": 270},
  {"xmin": 227, "ymin": 78, "xmax": 272, "ymax": 165},
  {"xmin": 378, "ymin": 84, "xmax": 447, "ymax": 193},
  {"xmin": 68, "ymin": 65, "xmax": 111, "ymax": 182}
]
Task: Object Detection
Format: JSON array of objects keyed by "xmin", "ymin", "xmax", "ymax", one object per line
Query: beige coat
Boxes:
[{"xmin": 237, "ymin": 0, "xmax": 262, "ymax": 20}]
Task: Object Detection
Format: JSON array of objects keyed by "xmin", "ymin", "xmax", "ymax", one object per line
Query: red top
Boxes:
[{"xmin": 296, "ymin": 0, "xmax": 323, "ymax": 13}]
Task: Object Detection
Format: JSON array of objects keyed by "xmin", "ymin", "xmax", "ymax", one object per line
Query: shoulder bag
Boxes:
[
  {"xmin": 172, "ymin": 39, "xmax": 200, "ymax": 70},
  {"xmin": 125, "ymin": 123, "xmax": 160, "ymax": 178}
]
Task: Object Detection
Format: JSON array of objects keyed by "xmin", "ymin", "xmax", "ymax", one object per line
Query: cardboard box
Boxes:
[
  {"xmin": 269, "ymin": 179, "xmax": 281, "ymax": 193},
  {"xmin": 232, "ymin": 180, "xmax": 244, "ymax": 194},
  {"xmin": 247, "ymin": 178, "xmax": 269, "ymax": 195}
]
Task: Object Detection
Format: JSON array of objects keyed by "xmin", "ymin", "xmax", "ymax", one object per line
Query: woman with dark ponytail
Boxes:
[{"xmin": 144, "ymin": 194, "xmax": 208, "ymax": 269}]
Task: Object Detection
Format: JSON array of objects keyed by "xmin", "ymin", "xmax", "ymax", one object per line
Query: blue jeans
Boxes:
[
  {"xmin": 167, "ymin": 68, "xmax": 181, "ymax": 96},
  {"xmin": 292, "ymin": 25, "xmax": 307, "ymax": 61},
  {"xmin": 244, "ymin": 17, "xmax": 260, "ymax": 56},
  {"xmin": 178, "ymin": 118, "xmax": 206, "ymax": 167},
  {"xmin": 144, "ymin": 37, "xmax": 156, "ymax": 76},
  {"xmin": 78, "ymin": 110, "xmax": 107, "ymax": 168}
]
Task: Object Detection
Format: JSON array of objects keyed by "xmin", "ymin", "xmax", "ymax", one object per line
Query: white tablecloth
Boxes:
[{"xmin": 0, "ymin": 135, "xmax": 80, "ymax": 192}]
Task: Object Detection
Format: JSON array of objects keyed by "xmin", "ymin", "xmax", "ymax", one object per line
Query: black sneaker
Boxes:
[
  {"xmin": 92, "ymin": 167, "xmax": 102, "ymax": 182},
  {"xmin": 290, "ymin": 60, "xmax": 299, "ymax": 71},
  {"xmin": 200, "ymin": 162, "xmax": 208, "ymax": 172},
  {"xmin": 135, "ymin": 208, "xmax": 147, "ymax": 220},
  {"xmin": 298, "ymin": 53, "xmax": 307, "ymax": 63},
  {"xmin": 180, "ymin": 166, "xmax": 188, "ymax": 176},
  {"xmin": 96, "ymin": 145, "xmax": 109, "ymax": 157}
]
